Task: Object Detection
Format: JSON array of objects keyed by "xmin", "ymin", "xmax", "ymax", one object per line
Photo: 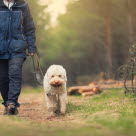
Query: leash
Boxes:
[{"xmin": 30, "ymin": 52, "xmax": 44, "ymax": 86}]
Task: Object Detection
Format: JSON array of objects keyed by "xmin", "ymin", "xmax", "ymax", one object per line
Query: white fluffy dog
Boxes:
[{"xmin": 43, "ymin": 65, "xmax": 68, "ymax": 115}]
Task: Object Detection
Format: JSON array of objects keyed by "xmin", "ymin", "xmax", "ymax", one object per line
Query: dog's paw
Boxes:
[
  {"xmin": 54, "ymin": 110, "xmax": 60, "ymax": 114},
  {"xmin": 60, "ymin": 110, "xmax": 66, "ymax": 115}
]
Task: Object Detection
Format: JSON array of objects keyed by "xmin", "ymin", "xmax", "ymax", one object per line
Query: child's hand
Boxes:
[{"xmin": 28, "ymin": 53, "xmax": 35, "ymax": 56}]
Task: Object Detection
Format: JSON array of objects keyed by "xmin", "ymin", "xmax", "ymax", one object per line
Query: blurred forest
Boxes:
[{"xmin": 23, "ymin": 0, "xmax": 136, "ymax": 86}]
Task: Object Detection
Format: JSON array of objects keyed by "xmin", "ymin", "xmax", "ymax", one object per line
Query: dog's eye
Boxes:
[
  {"xmin": 58, "ymin": 75, "xmax": 62, "ymax": 77},
  {"xmin": 51, "ymin": 75, "xmax": 54, "ymax": 78}
]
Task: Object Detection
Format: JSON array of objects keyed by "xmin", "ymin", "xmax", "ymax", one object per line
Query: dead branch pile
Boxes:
[{"xmin": 68, "ymin": 82, "xmax": 100, "ymax": 96}]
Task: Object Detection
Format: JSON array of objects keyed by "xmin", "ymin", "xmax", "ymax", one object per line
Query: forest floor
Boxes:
[{"xmin": 0, "ymin": 87, "xmax": 136, "ymax": 136}]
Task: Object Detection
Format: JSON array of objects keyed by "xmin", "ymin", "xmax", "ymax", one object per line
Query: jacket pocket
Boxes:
[
  {"xmin": 0, "ymin": 11, "xmax": 8, "ymax": 31},
  {"xmin": 0, "ymin": 40, "xmax": 7, "ymax": 55},
  {"xmin": 9, "ymin": 39, "xmax": 28, "ymax": 53}
]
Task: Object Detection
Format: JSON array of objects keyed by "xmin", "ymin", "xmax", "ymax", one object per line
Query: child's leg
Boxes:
[
  {"xmin": 8, "ymin": 58, "xmax": 24, "ymax": 107},
  {"xmin": 0, "ymin": 60, "xmax": 9, "ymax": 107}
]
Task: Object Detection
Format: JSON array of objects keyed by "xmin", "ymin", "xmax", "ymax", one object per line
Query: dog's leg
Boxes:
[
  {"xmin": 45, "ymin": 94, "xmax": 58, "ymax": 115},
  {"xmin": 59, "ymin": 92, "xmax": 67, "ymax": 114}
]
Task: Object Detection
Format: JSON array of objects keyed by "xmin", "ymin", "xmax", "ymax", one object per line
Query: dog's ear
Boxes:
[
  {"xmin": 64, "ymin": 75, "xmax": 67, "ymax": 82},
  {"xmin": 44, "ymin": 73, "xmax": 49, "ymax": 83},
  {"xmin": 63, "ymin": 69, "xmax": 67, "ymax": 82},
  {"xmin": 43, "ymin": 73, "xmax": 50, "ymax": 91}
]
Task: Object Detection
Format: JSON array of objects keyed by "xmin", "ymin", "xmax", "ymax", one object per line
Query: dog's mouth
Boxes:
[
  {"xmin": 50, "ymin": 80, "xmax": 63, "ymax": 88},
  {"xmin": 50, "ymin": 82, "xmax": 63, "ymax": 88},
  {"xmin": 51, "ymin": 83, "xmax": 62, "ymax": 88}
]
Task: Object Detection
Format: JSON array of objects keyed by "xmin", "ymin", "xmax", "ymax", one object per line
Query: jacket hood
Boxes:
[{"xmin": 0, "ymin": 0, "xmax": 27, "ymax": 7}]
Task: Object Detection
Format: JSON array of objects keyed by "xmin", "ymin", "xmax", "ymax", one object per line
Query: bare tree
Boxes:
[{"xmin": 126, "ymin": 0, "xmax": 134, "ymax": 45}]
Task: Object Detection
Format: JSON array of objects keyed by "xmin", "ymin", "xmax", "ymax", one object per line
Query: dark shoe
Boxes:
[
  {"xmin": 8, "ymin": 103, "xmax": 19, "ymax": 115},
  {"xmin": 3, "ymin": 107, "xmax": 8, "ymax": 115}
]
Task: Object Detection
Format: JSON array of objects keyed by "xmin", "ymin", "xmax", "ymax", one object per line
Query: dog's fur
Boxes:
[{"xmin": 43, "ymin": 65, "xmax": 68, "ymax": 115}]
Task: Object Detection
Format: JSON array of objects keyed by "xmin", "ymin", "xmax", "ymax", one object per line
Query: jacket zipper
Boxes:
[{"xmin": 7, "ymin": 2, "xmax": 13, "ymax": 53}]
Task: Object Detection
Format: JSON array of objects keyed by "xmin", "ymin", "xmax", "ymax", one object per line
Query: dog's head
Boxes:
[{"xmin": 46, "ymin": 65, "xmax": 67, "ymax": 88}]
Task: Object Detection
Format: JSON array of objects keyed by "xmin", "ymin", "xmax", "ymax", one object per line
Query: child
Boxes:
[{"xmin": 0, "ymin": 0, "xmax": 36, "ymax": 115}]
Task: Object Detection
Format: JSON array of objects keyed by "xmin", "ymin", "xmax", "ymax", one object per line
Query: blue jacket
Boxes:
[{"xmin": 0, "ymin": 0, "xmax": 36, "ymax": 59}]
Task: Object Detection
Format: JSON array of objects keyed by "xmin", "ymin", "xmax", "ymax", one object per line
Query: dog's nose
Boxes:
[{"xmin": 54, "ymin": 80, "xmax": 59, "ymax": 84}]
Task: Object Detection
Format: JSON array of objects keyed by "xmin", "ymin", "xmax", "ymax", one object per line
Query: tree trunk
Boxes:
[
  {"xmin": 127, "ymin": 0, "xmax": 134, "ymax": 45},
  {"xmin": 105, "ymin": 15, "xmax": 113, "ymax": 76}
]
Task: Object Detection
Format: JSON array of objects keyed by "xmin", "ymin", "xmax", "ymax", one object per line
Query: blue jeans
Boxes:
[{"xmin": 0, "ymin": 58, "xmax": 24, "ymax": 107}]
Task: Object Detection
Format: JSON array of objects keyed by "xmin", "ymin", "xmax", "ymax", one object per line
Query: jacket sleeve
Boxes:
[{"xmin": 23, "ymin": 3, "xmax": 36, "ymax": 53}]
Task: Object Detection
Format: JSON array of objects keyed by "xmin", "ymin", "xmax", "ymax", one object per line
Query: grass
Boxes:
[{"xmin": 0, "ymin": 87, "xmax": 135, "ymax": 136}]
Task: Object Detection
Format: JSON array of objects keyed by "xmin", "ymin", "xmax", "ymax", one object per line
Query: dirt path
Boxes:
[
  {"xmin": 0, "ymin": 91, "xmax": 86, "ymax": 124},
  {"xmin": 0, "ymin": 89, "xmax": 134, "ymax": 136},
  {"xmin": 18, "ymin": 93, "xmax": 62, "ymax": 122},
  {"xmin": 17, "ymin": 92, "xmax": 82, "ymax": 123}
]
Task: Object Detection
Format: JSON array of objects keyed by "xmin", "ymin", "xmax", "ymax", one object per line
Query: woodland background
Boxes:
[
  {"xmin": 0, "ymin": 1, "xmax": 135, "ymax": 135},
  {"xmin": 23, "ymin": 0, "xmax": 136, "ymax": 86}
]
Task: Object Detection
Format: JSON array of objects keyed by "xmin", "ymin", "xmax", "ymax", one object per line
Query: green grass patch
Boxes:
[
  {"xmin": 67, "ymin": 89, "xmax": 136, "ymax": 135},
  {"xmin": 22, "ymin": 86, "xmax": 43, "ymax": 93},
  {"xmin": 0, "ymin": 88, "xmax": 135, "ymax": 136}
]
